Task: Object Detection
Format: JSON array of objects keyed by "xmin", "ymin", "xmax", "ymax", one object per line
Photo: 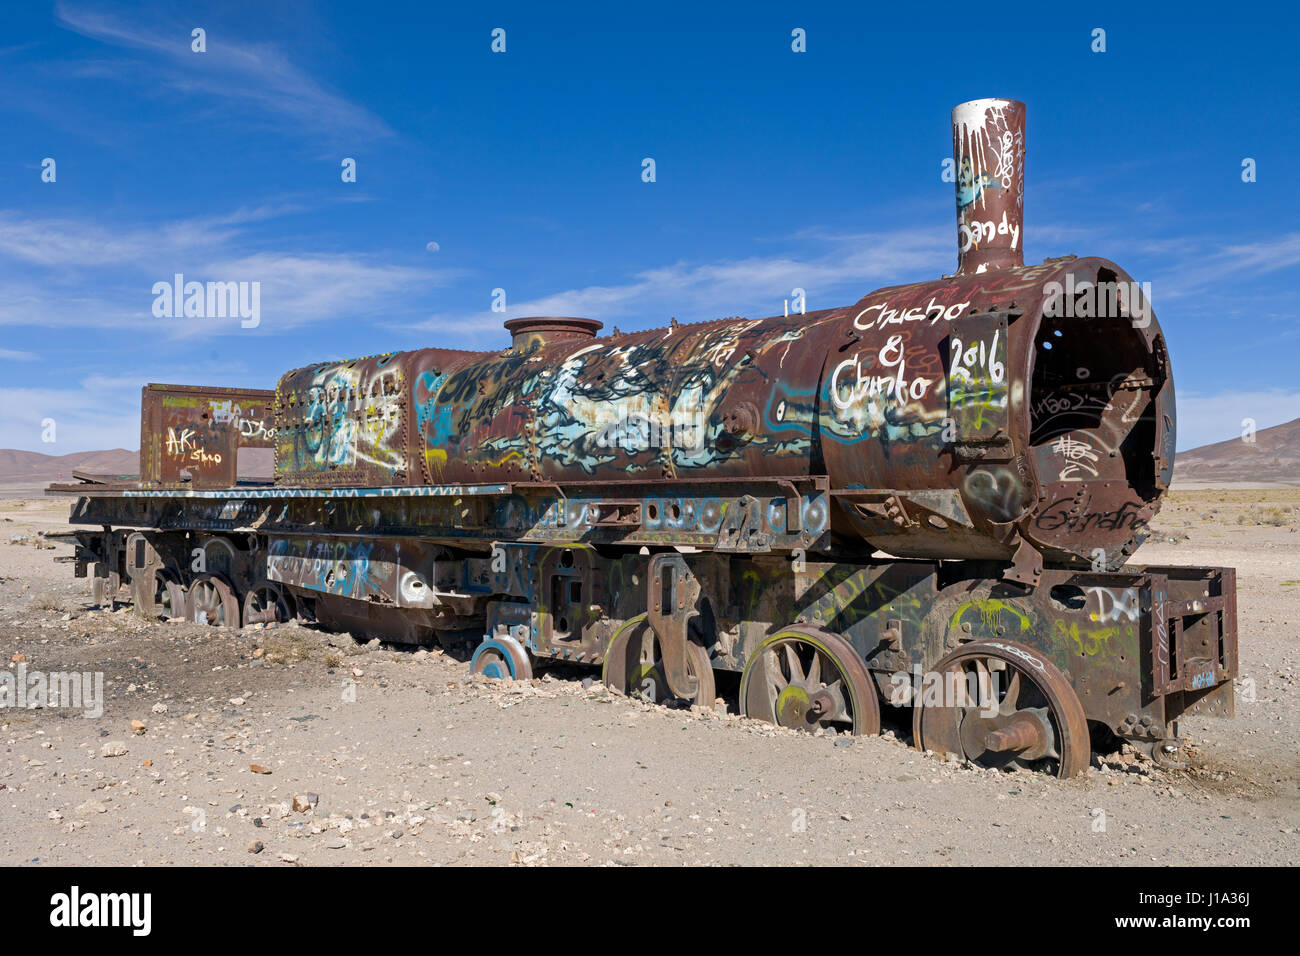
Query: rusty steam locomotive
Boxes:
[{"xmin": 49, "ymin": 99, "xmax": 1237, "ymax": 777}]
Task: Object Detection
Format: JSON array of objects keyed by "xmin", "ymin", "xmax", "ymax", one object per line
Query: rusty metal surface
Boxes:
[
  {"xmin": 952, "ymin": 98, "xmax": 1025, "ymax": 274},
  {"xmin": 238, "ymin": 250, "xmax": 1169, "ymax": 571}
]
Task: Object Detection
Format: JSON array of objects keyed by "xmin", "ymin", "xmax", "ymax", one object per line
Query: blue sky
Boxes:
[{"xmin": 1, "ymin": 1, "xmax": 1296, "ymax": 453}]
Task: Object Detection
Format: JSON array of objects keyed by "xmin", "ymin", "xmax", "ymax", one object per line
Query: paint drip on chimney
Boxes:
[{"xmin": 952, "ymin": 98, "xmax": 1025, "ymax": 274}]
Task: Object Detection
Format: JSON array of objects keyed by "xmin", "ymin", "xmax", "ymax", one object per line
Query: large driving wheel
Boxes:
[
  {"xmin": 913, "ymin": 640, "xmax": 1090, "ymax": 778},
  {"xmin": 603, "ymin": 615, "xmax": 715, "ymax": 710},
  {"xmin": 740, "ymin": 628, "xmax": 880, "ymax": 735},
  {"xmin": 187, "ymin": 573, "xmax": 240, "ymax": 628}
]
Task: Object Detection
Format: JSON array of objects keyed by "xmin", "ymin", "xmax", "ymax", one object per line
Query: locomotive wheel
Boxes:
[
  {"xmin": 913, "ymin": 640, "xmax": 1090, "ymax": 778},
  {"xmin": 603, "ymin": 615, "xmax": 716, "ymax": 710},
  {"xmin": 470, "ymin": 634, "xmax": 534, "ymax": 681},
  {"xmin": 187, "ymin": 574, "xmax": 240, "ymax": 628},
  {"xmin": 243, "ymin": 582, "xmax": 294, "ymax": 626},
  {"xmin": 140, "ymin": 569, "xmax": 186, "ymax": 620},
  {"xmin": 740, "ymin": 628, "xmax": 880, "ymax": 736}
]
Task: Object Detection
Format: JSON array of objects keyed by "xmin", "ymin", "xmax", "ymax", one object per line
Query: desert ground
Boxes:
[{"xmin": 0, "ymin": 488, "xmax": 1296, "ymax": 866}]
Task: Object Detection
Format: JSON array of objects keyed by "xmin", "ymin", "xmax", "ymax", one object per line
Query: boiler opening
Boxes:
[{"xmin": 1027, "ymin": 268, "xmax": 1169, "ymax": 554}]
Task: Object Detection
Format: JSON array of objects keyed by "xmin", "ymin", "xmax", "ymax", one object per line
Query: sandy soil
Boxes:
[{"xmin": 0, "ymin": 490, "xmax": 1296, "ymax": 866}]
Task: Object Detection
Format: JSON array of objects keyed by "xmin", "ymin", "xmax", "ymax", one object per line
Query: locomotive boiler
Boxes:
[{"xmin": 49, "ymin": 99, "xmax": 1237, "ymax": 778}]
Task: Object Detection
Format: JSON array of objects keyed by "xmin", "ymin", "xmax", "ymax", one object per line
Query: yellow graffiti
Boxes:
[
  {"xmin": 739, "ymin": 566, "xmax": 764, "ymax": 621},
  {"xmin": 424, "ymin": 448, "xmax": 448, "ymax": 480},
  {"xmin": 1054, "ymin": 620, "xmax": 1135, "ymax": 658},
  {"xmin": 952, "ymin": 598, "xmax": 1032, "ymax": 634}
]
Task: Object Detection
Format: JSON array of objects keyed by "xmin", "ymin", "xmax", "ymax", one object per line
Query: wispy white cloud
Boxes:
[
  {"xmin": 0, "ymin": 42, "xmax": 42, "ymax": 58},
  {"xmin": 0, "ymin": 207, "xmax": 465, "ymax": 334},
  {"xmin": 0, "ymin": 202, "xmax": 318, "ymax": 270},
  {"xmin": 0, "ymin": 210, "xmax": 233, "ymax": 268},
  {"xmin": 204, "ymin": 253, "xmax": 468, "ymax": 332},
  {"xmin": 1153, "ymin": 232, "xmax": 1300, "ymax": 301},
  {"xmin": 54, "ymin": 1, "xmax": 391, "ymax": 142}
]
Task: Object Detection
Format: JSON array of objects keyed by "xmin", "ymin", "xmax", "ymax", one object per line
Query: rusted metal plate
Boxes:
[
  {"xmin": 946, "ymin": 309, "xmax": 1012, "ymax": 451},
  {"xmin": 1145, "ymin": 566, "xmax": 1238, "ymax": 696},
  {"xmin": 139, "ymin": 384, "xmax": 275, "ymax": 489},
  {"xmin": 274, "ymin": 353, "xmax": 412, "ymax": 486}
]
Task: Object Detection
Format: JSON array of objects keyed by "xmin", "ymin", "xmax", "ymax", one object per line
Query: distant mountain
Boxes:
[
  {"xmin": 0, "ymin": 448, "xmax": 273, "ymax": 483},
  {"xmin": 0, "ymin": 448, "xmax": 139, "ymax": 481},
  {"xmin": 1174, "ymin": 417, "xmax": 1300, "ymax": 484}
]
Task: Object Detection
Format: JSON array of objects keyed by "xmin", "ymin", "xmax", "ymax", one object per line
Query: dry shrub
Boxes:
[{"xmin": 260, "ymin": 630, "xmax": 315, "ymax": 664}]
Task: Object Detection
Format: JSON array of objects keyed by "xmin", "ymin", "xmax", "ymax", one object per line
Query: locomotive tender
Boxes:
[{"xmin": 49, "ymin": 99, "xmax": 1237, "ymax": 777}]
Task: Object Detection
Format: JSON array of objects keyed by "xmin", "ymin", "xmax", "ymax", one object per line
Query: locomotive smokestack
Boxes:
[{"xmin": 951, "ymin": 98, "xmax": 1025, "ymax": 273}]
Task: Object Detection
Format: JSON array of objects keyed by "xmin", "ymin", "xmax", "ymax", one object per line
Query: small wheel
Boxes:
[
  {"xmin": 187, "ymin": 573, "xmax": 240, "ymax": 627},
  {"xmin": 138, "ymin": 569, "xmax": 185, "ymax": 619},
  {"xmin": 243, "ymin": 582, "xmax": 294, "ymax": 625},
  {"xmin": 740, "ymin": 628, "xmax": 880, "ymax": 735},
  {"xmin": 603, "ymin": 615, "xmax": 715, "ymax": 709},
  {"xmin": 913, "ymin": 640, "xmax": 1090, "ymax": 778},
  {"xmin": 470, "ymin": 634, "xmax": 534, "ymax": 680}
]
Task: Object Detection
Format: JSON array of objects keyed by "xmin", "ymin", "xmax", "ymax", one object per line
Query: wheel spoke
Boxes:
[
  {"xmin": 806, "ymin": 650, "xmax": 822, "ymax": 687},
  {"xmin": 1003, "ymin": 670, "xmax": 1022, "ymax": 712},
  {"xmin": 972, "ymin": 659, "xmax": 991, "ymax": 710},
  {"xmin": 783, "ymin": 643, "xmax": 804, "ymax": 684},
  {"xmin": 756, "ymin": 664, "xmax": 780, "ymax": 719},
  {"xmin": 945, "ymin": 666, "xmax": 966, "ymax": 709},
  {"xmin": 765, "ymin": 650, "xmax": 788, "ymax": 691}
]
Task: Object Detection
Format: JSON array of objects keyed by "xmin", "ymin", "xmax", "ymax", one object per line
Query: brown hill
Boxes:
[
  {"xmin": 0, "ymin": 448, "xmax": 139, "ymax": 482},
  {"xmin": 1174, "ymin": 417, "xmax": 1300, "ymax": 485}
]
